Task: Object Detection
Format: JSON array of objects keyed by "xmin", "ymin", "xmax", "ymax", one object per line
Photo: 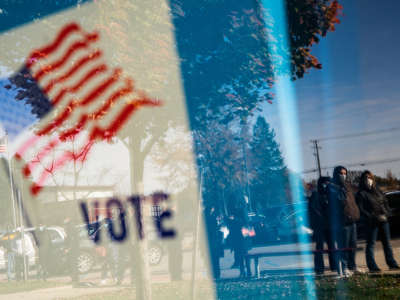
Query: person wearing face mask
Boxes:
[
  {"xmin": 309, "ymin": 176, "xmax": 336, "ymax": 274},
  {"xmin": 356, "ymin": 170, "xmax": 399, "ymax": 273},
  {"xmin": 328, "ymin": 166, "xmax": 361, "ymax": 277}
]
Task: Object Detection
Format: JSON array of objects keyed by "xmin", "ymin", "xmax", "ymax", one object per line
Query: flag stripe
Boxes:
[
  {"xmin": 23, "ymin": 138, "xmax": 60, "ymax": 177},
  {"xmin": 80, "ymin": 68, "xmax": 122, "ymax": 106},
  {"xmin": 90, "ymin": 97, "xmax": 161, "ymax": 141},
  {"xmin": 59, "ymin": 79, "xmax": 134, "ymax": 141},
  {"xmin": 15, "ymin": 135, "xmax": 41, "ymax": 160},
  {"xmin": 43, "ymin": 50, "xmax": 103, "ymax": 94},
  {"xmin": 33, "ymin": 32, "xmax": 99, "ymax": 81},
  {"xmin": 26, "ymin": 23, "xmax": 82, "ymax": 68},
  {"xmin": 50, "ymin": 63, "xmax": 108, "ymax": 106}
]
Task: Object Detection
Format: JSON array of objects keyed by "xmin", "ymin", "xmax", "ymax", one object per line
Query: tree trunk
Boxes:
[{"xmin": 129, "ymin": 136, "xmax": 152, "ymax": 300}]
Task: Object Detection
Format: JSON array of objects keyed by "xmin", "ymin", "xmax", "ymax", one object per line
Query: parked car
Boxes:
[
  {"xmin": 0, "ymin": 228, "xmax": 37, "ymax": 270},
  {"xmin": 385, "ymin": 190, "xmax": 400, "ymax": 235},
  {"xmin": 77, "ymin": 221, "xmax": 165, "ymax": 273}
]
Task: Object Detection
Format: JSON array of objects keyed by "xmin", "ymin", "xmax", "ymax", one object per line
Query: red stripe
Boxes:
[
  {"xmin": 22, "ymin": 138, "xmax": 59, "ymax": 177},
  {"xmin": 80, "ymin": 68, "xmax": 122, "ymax": 106},
  {"xmin": 30, "ymin": 140, "xmax": 95, "ymax": 195},
  {"xmin": 59, "ymin": 78, "xmax": 134, "ymax": 141},
  {"xmin": 51, "ymin": 64, "xmax": 107, "ymax": 106},
  {"xmin": 33, "ymin": 32, "xmax": 99, "ymax": 81},
  {"xmin": 15, "ymin": 135, "xmax": 40, "ymax": 160},
  {"xmin": 43, "ymin": 50, "xmax": 102, "ymax": 94},
  {"xmin": 40, "ymin": 67, "xmax": 119, "ymax": 135},
  {"xmin": 30, "ymin": 152, "xmax": 71, "ymax": 195},
  {"xmin": 26, "ymin": 23, "xmax": 81, "ymax": 68},
  {"xmin": 90, "ymin": 95, "xmax": 161, "ymax": 141},
  {"xmin": 38, "ymin": 100, "xmax": 76, "ymax": 136}
]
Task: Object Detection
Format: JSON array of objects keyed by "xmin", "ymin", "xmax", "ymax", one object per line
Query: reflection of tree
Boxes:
[
  {"xmin": 169, "ymin": 0, "xmax": 343, "ymax": 219},
  {"xmin": 171, "ymin": 0, "xmax": 343, "ymax": 129},
  {"xmin": 149, "ymin": 126, "xmax": 196, "ymax": 193}
]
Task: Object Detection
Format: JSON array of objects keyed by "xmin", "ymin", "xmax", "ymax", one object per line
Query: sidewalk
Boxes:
[{"xmin": 2, "ymin": 238, "xmax": 400, "ymax": 299}]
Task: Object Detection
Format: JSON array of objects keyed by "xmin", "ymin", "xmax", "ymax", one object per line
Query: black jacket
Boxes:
[
  {"xmin": 356, "ymin": 188, "xmax": 391, "ymax": 224},
  {"xmin": 308, "ymin": 191, "xmax": 330, "ymax": 229}
]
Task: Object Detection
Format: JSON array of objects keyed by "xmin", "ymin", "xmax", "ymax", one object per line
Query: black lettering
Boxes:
[
  {"xmin": 80, "ymin": 201, "xmax": 101, "ymax": 243},
  {"xmin": 128, "ymin": 195, "xmax": 144, "ymax": 240},
  {"xmin": 156, "ymin": 210, "xmax": 176, "ymax": 238},
  {"xmin": 106, "ymin": 198, "xmax": 127, "ymax": 242}
]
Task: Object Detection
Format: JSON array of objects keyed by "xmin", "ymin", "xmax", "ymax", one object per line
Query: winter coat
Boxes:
[
  {"xmin": 356, "ymin": 188, "xmax": 391, "ymax": 225},
  {"xmin": 328, "ymin": 182, "xmax": 360, "ymax": 226},
  {"xmin": 308, "ymin": 191, "xmax": 330, "ymax": 229}
]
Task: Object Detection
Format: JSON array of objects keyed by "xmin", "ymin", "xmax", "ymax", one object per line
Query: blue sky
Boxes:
[{"xmin": 262, "ymin": 1, "xmax": 400, "ymax": 180}]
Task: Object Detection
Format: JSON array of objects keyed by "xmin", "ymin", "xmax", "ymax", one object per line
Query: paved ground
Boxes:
[{"xmin": 2, "ymin": 238, "xmax": 400, "ymax": 299}]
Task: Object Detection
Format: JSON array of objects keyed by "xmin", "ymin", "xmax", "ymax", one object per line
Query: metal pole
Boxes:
[
  {"xmin": 5, "ymin": 133, "xmax": 17, "ymax": 228},
  {"xmin": 312, "ymin": 140, "xmax": 322, "ymax": 177},
  {"xmin": 17, "ymin": 190, "xmax": 28, "ymax": 281}
]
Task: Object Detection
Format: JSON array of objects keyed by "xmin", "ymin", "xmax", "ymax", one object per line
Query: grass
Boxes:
[{"xmin": 60, "ymin": 275, "xmax": 400, "ymax": 300}]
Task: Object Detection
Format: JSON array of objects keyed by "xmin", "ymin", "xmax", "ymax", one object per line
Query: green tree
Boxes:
[{"xmin": 248, "ymin": 116, "xmax": 288, "ymax": 210}]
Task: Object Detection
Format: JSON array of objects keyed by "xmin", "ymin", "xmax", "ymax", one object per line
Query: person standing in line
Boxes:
[
  {"xmin": 356, "ymin": 170, "xmax": 400, "ymax": 273},
  {"xmin": 328, "ymin": 166, "xmax": 361, "ymax": 277},
  {"xmin": 309, "ymin": 176, "xmax": 336, "ymax": 274}
]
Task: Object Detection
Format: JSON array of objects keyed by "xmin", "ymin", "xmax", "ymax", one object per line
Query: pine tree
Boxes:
[{"xmin": 248, "ymin": 116, "xmax": 288, "ymax": 211}]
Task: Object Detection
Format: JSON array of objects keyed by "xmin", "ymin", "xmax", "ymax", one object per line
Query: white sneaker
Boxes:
[
  {"xmin": 100, "ymin": 279, "xmax": 107, "ymax": 285},
  {"xmin": 343, "ymin": 269, "xmax": 353, "ymax": 278},
  {"xmin": 352, "ymin": 267, "xmax": 365, "ymax": 275}
]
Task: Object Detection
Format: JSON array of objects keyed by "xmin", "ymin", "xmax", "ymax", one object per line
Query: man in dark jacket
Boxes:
[
  {"xmin": 309, "ymin": 176, "xmax": 335, "ymax": 274},
  {"xmin": 356, "ymin": 170, "xmax": 399, "ymax": 272},
  {"xmin": 328, "ymin": 166, "xmax": 360, "ymax": 277}
]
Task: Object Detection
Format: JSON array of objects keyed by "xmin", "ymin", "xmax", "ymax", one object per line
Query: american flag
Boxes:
[
  {"xmin": 11, "ymin": 22, "xmax": 162, "ymax": 196},
  {"xmin": 0, "ymin": 137, "xmax": 6, "ymax": 153}
]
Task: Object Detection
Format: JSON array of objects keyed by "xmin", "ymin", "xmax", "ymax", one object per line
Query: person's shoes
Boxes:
[
  {"xmin": 333, "ymin": 273, "xmax": 344, "ymax": 280},
  {"xmin": 343, "ymin": 269, "xmax": 353, "ymax": 278},
  {"xmin": 100, "ymin": 279, "xmax": 107, "ymax": 285},
  {"xmin": 369, "ymin": 268, "xmax": 382, "ymax": 273},
  {"xmin": 315, "ymin": 270, "xmax": 324, "ymax": 276},
  {"xmin": 389, "ymin": 265, "xmax": 400, "ymax": 270},
  {"xmin": 351, "ymin": 267, "xmax": 366, "ymax": 275}
]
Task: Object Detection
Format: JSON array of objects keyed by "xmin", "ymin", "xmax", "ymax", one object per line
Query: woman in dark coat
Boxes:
[{"xmin": 356, "ymin": 170, "xmax": 400, "ymax": 272}]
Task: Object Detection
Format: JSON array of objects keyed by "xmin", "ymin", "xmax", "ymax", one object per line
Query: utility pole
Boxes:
[{"xmin": 311, "ymin": 140, "xmax": 322, "ymax": 177}]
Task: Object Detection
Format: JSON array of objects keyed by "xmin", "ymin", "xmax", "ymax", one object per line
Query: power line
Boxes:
[
  {"xmin": 314, "ymin": 126, "xmax": 400, "ymax": 142},
  {"xmin": 302, "ymin": 157, "xmax": 400, "ymax": 174}
]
